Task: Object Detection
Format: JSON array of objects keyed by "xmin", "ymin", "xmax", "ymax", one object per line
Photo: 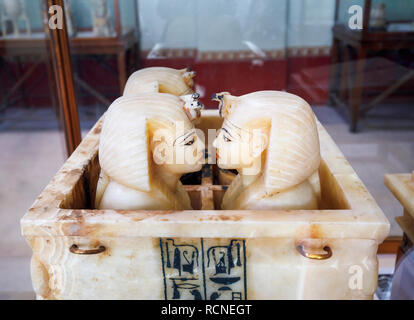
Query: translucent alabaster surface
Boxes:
[
  {"xmin": 21, "ymin": 110, "xmax": 390, "ymax": 300},
  {"xmin": 212, "ymin": 91, "xmax": 321, "ymax": 211}
]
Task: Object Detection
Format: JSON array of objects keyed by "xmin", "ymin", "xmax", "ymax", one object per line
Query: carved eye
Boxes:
[
  {"xmin": 185, "ymin": 138, "xmax": 195, "ymax": 146},
  {"xmin": 224, "ymin": 136, "xmax": 232, "ymax": 142}
]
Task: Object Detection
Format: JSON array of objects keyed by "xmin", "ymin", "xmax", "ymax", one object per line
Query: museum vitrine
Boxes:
[
  {"xmin": 0, "ymin": 0, "xmax": 413, "ymax": 300},
  {"xmin": 330, "ymin": 0, "xmax": 414, "ymax": 131}
]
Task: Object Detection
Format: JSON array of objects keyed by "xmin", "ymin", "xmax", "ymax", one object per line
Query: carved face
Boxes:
[
  {"xmin": 212, "ymin": 90, "xmax": 321, "ymax": 190},
  {"xmin": 213, "ymin": 119, "xmax": 268, "ymax": 173},
  {"xmin": 152, "ymin": 125, "xmax": 204, "ymax": 174},
  {"xmin": 99, "ymin": 94, "xmax": 205, "ymax": 192}
]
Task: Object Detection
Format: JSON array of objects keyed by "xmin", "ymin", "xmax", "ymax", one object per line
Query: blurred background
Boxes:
[{"xmin": 0, "ymin": 0, "xmax": 413, "ymax": 299}]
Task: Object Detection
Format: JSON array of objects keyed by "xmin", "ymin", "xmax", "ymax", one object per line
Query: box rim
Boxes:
[
  {"xmin": 21, "ymin": 110, "xmax": 390, "ymax": 242},
  {"xmin": 385, "ymin": 173, "xmax": 414, "ymax": 219}
]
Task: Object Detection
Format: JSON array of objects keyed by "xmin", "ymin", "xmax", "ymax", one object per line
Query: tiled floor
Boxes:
[
  {"xmin": 0, "ymin": 103, "xmax": 412, "ymax": 299},
  {"xmin": 0, "ymin": 106, "xmax": 100, "ymax": 299}
]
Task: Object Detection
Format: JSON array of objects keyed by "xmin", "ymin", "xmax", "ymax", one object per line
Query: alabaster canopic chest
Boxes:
[{"xmin": 21, "ymin": 110, "xmax": 389, "ymax": 300}]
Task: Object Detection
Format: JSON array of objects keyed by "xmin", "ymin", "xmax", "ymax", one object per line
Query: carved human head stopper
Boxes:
[
  {"xmin": 212, "ymin": 91, "xmax": 321, "ymax": 192},
  {"xmin": 123, "ymin": 67, "xmax": 202, "ymax": 123},
  {"xmin": 99, "ymin": 93, "xmax": 204, "ymax": 192},
  {"xmin": 123, "ymin": 67, "xmax": 196, "ymax": 97}
]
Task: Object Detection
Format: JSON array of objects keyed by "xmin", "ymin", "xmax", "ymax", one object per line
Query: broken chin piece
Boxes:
[{"xmin": 181, "ymin": 92, "xmax": 204, "ymax": 123}]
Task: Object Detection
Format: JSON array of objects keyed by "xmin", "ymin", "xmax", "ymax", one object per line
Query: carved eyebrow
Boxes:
[
  {"xmin": 221, "ymin": 128, "xmax": 233, "ymax": 137},
  {"xmin": 182, "ymin": 131, "xmax": 195, "ymax": 140},
  {"xmin": 222, "ymin": 126, "xmax": 241, "ymax": 139},
  {"xmin": 174, "ymin": 130, "xmax": 196, "ymax": 145}
]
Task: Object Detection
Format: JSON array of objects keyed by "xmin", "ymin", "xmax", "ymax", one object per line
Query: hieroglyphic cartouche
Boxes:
[{"xmin": 159, "ymin": 238, "xmax": 246, "ymax": 300}]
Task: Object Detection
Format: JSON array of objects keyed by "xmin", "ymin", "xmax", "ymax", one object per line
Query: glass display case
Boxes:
[
  {"xmin": 336, "ymin": 0, "xmax": 414, "ymax": 31},
  {"xmin": 0, "ymin": 0, "xmax": 76, "ymax": 300},
  {"xmin": 66, "ymin": 0, "xmax": 140, "ymax": 132},
  {"xmin": 330, "ymin": 0, "xmax": 414, "ymax": 131}
]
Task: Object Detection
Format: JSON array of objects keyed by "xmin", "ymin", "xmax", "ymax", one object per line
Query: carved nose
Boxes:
[{"xmin": 213, "ymin": 137, "xmax": 218, "ymax": 148}]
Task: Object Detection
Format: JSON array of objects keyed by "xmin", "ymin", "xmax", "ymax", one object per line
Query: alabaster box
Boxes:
[
  {"xmin": 21, "ymin": 110, "xmax": 389, "ymax": 300},
  {"xmin": 385, "ymin": 172, "xmax": 414, "ymax": 252}
]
